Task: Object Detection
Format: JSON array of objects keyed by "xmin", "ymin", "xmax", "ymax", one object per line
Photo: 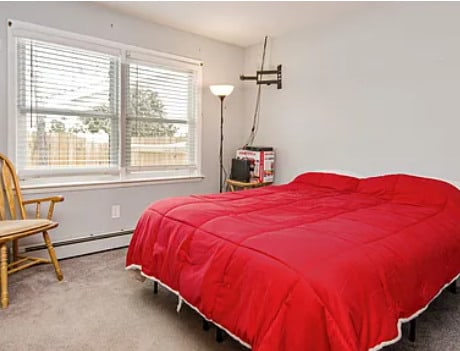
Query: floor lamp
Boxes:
[{"xmin": 210, "ymin": 85, "xmax": 234, "ymax": 193}]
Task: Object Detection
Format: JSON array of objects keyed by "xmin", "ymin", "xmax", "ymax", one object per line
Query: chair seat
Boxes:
[{"xmin": 0, "ymin": 219, "xmax": 55, "ymax": 238}]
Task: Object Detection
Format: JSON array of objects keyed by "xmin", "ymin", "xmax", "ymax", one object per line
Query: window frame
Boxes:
[{"xmin": 7, "ymin": 19, "xmax": 203, "ymax": 188}]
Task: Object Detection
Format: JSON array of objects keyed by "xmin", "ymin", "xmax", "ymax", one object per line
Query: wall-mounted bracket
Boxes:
[{"xmin": 240, "ymin": 64, "xmax": 282, "ymax": 89}]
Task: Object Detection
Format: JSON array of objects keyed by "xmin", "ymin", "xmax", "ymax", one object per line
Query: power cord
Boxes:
[{"xmin": 245, "ymin": 36, "xmax": 268, "ymax": 147}]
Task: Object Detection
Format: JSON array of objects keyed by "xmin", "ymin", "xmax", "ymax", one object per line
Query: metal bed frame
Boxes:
[{"xmin": 408, "ymin": 280, "xmax": 457, "ymax": 343}]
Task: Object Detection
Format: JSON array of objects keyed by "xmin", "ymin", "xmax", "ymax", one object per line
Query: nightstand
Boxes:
[{"xmin": 225, "ymin": 179, "xmax": 272, "ymax": 192}]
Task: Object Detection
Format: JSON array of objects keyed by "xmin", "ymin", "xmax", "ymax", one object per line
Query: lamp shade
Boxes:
[{"xmin": 209, "ymin": 85, "xmax": 234, "ymax": 97}]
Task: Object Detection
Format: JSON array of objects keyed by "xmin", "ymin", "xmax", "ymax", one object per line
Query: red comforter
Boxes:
[{"xmin": 126, "ymin": 172, "xmax": 460, "ymax": 351}]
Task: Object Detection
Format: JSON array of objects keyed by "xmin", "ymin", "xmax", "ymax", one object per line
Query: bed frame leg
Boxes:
[
  {"xmin": 216, "ymin": 327, "xmax": 224, "ymax": 343},
  {"xmin": 153, "ymin": 281, "xmax": 159, "ymax": 294},
  {"xmin": 409, "ymin": 319, "xmax": 416, "ymax": 342},
  {"xmin": 202, "ymin": 319, "xmax": 211, "ymax": 331},
  {"xmin": 449, "ymin": 280, "xmax": 457, "ymax": 294}
]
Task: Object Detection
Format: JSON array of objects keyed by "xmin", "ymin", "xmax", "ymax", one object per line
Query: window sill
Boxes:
[{"xmin": 21, "ymin": 175, "xmax": 205, "ymax": 194}]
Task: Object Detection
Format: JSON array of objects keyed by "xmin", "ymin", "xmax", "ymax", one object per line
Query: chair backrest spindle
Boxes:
[
  {"xmin": 0, "ymin": 154, "xmax": 27, "ymax": 221},
  {"xmin": 0, "ymin": 163, "xmax": 5, "ymax": 220}
]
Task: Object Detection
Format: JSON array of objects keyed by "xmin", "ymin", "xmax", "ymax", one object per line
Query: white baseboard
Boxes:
[{"xmin": 20, "ymin": 231, "xmax": 133, "ymax": 260}]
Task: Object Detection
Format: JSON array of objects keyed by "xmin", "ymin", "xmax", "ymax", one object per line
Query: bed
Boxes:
[{"xmin": 126, "ymin": 172, "xmax": 460, "ymax": 351}]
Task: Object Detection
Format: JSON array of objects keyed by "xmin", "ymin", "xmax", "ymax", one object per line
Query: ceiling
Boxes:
[{"xmin": 98, "ymin": 1, "xmax": 380, "ymax": 48}]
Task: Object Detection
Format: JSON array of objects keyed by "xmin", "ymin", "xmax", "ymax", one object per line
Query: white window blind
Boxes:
[
  {"xmin": 9, "ymin": 21, "xmax": 202, "ymax": 185},
  {"xmin": 16, "ymin": 37, "xmax": 120, "ymax": 175},
  {"xmin": 126, "ymin": 56, "xmax": 199, "ymax": 172}
]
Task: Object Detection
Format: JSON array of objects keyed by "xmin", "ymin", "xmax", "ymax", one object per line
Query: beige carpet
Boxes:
[{"xmin": 0, "ymin": 248, "xmax": 458, "ymax": 350}]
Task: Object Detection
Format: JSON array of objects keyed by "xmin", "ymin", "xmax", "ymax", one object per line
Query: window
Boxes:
[
  {"xmin": 8, "ymin": 21, "xmax": 202, "ymax": 185},
  {"xmin": 125, "ymin": 52, "xmax": 199, "ymax": 172},
  {"xmin": 16, "ymin": 38, "xmax": 120, "ymax": 175}
]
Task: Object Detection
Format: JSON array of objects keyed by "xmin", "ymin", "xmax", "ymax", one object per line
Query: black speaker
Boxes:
[{"xmin": 230, "ymin": 158, "xmax": 251, "ymax": 182}]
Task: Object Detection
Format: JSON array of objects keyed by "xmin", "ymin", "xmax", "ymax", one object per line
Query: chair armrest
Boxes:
[
  {"xmin": 22, "ymin": 196, "xmax": 64, "ymax": 205},
  {"xmin": 22, "ymin": 196, "xmax": 64, "ymax": 220}
]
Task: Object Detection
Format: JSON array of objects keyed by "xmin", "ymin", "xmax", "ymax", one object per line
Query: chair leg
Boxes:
[
  {"xmin": 43, "ymin": 232, "xmax": 63, "ymax": 281},
  {"xmin": 12, "ymin": 239, "xmax": 19, "ymax": 261},
  {"xmin": 1, "ymin": 243, "xmax": 9, "ymax": 309}
]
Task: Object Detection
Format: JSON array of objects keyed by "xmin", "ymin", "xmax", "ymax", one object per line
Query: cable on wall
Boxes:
[
  {"xmin": 240, "ymin": 36, "xmax": 282, "ymax": 147},
  {"xmin": 245, "ymin": 36, "xmax": 268, "ymax": 146}
]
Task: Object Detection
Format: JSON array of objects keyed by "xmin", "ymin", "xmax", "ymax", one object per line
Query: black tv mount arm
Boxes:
[{"xmin": 240, "ymin": 64, "xmax": 282, "ymax": 89}]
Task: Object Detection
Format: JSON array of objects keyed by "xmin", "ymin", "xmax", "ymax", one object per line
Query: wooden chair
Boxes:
[{"xmin": 0, "ymin": 153, "xmax": 64, "ymax": 308}]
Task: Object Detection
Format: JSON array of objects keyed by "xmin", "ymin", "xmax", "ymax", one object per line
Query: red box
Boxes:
[{"xmin": 236, "ymin": 149, "xmax": 275, "ymax": 183}]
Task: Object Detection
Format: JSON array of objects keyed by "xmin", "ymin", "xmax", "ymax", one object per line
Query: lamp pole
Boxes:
[
  {"xmin": 219, "ymin": 95, "xmax": 225, "ymax": 193},
  {"xmin": 209, "ymin": 85, "xmax": 234, "ymax": 193}
]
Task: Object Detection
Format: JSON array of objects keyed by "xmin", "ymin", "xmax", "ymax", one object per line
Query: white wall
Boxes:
[
  {"xmin": 0, "ymin": 2, "xmax": 245, "ymax": 255},
  {"xmin": 244, "ymin": 3, "xmax": 460, "ymax": 185}
]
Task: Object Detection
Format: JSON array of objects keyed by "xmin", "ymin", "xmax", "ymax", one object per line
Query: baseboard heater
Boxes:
[{"xmin": 22, "ymin": 230, "xmax": 133, "ymax": 260}]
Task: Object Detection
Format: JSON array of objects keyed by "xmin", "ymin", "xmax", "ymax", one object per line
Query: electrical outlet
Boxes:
[{"xmin": 111, "ymin": 205, "xmax": 121, "ymax": 219}]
